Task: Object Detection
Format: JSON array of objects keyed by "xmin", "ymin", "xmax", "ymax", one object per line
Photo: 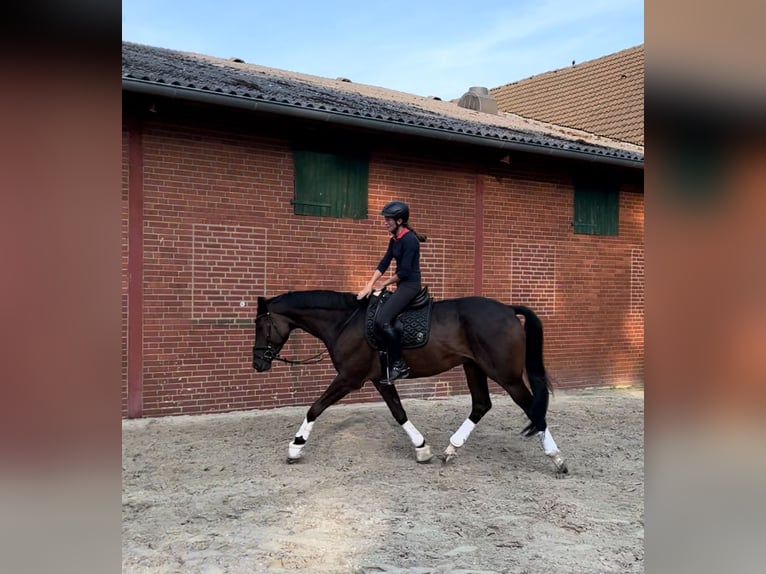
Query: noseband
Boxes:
[
  {"xmin": 253, "ymin": 312, "xmax": 287, "ymax": 364},
  {"xmin": 253, "ymin": 312, "xmax": 326, "ymax": 366}
]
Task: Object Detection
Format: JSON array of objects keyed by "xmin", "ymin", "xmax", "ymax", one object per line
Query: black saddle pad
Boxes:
[{"xmin": 364, "ymin": 290, "xmax": 433, "ymax": 350}]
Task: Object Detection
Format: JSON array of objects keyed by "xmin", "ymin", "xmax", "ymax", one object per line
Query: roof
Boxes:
[
  {"xmin": 491, "ymin": 45, "xmax": 644, "ymax": 146},
  {"xmin": 122, "ymin": 42, "xmax": 643, "ymax": 168}
]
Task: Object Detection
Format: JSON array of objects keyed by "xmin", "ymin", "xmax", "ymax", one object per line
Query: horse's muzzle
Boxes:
[{"xmin": 252, "ymin": 346, "xmax": 273, "ymax": 372}]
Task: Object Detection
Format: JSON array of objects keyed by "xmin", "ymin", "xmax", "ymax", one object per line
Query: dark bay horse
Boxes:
[{"xmin": 252, "ymin": 290, "xmax": 567, "ymax": 474}]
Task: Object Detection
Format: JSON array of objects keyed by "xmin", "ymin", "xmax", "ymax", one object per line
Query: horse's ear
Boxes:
[{"xmin": 257, "ymin": 296, "xmax": 267, "ymax": 316}]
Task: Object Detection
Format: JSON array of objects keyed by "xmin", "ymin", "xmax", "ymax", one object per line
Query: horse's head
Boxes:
[{"xmin": 252, "ymin": 296, "xmax": 291, "ymax": 372}]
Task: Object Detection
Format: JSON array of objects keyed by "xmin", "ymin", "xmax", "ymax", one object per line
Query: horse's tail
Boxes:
[{"xmin": 511, "ymin": 305, "xmax": 551, "ymax": 435}]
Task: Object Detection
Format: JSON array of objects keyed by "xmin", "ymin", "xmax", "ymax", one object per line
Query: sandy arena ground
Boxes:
[{"xmin": 123, "ymin": 387, "xmax": 644, "ymax": 573}]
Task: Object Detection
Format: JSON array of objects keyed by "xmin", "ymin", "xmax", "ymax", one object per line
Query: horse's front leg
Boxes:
[
  {"xmin": 287, "ymin": 373, "xmax": 363, "ymax": 463},
  {"xmin": 287, "ymin": 418, "xmax": 315, "ymax": 462},
  {"xmin": 373, "ymin": 381, "xmax": 433, "ymax": 463}
]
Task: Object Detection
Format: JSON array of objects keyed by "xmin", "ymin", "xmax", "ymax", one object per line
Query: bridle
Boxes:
[{"xmin": 252, "ymin": 312, "xmax": 326, "ymax": 367}]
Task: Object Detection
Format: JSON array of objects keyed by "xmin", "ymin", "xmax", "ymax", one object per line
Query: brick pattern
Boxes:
[
  {"xmin": 511, "ymin": 243, "xmax": 556, "ymax": 318},
  {"xmin": 121, "ymin": 128, "xmax": 130, "ymax": 417},
  {"xmin": 631, "ymin": 248, "xmax": 645, "ymax": 316},
  {"xmin": 419, "ymin": 237, "xmax": 446, "ymax": 300},
  {"xmin": 191, "ymin": 224, "xmax": 266, "ymax": 321},
  {"xmin": 121, "ymin": 120, "xmax": 644, "ymax": 417}
]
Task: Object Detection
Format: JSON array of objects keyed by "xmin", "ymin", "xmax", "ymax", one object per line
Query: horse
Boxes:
[{"xmin": 252, "ymin": 290, "xmax": 568, "ymax": 474}]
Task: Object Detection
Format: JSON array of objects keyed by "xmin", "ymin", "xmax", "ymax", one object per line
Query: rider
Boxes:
[{"xmin": 357, "ymin": 200, "xmax": 427, "ymax": 384}]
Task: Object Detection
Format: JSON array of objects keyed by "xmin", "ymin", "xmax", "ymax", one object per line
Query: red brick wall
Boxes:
[
  {"xmin": 482, "ymin": 163, "xmax": 644, "ymax": 390},
  {"xmin": 121, "ymin": 128, "xmax": 131, "ymax": 417},
  {"xmin": 121, "ymin": 119, "xmax": 643, "ymax": 417}
]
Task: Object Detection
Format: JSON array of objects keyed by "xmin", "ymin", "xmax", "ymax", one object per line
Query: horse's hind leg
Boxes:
[
  {"xmin": 443, "ymin": 361, "xmax": 492, "ymax": 463},
  {"xmin": 288, "ymin": 374, "xmax": 363, "ymax": 463},
  {"xmin": 500, "ymin": 377, "xmax": 534, "ymax": 425},
  {"xmin": 373, "ymin": 382, "xmax": 433, "ymax": 463},
  {"xmin": 499, "ymin": 378, "xmax": 568, "ymax": 475}
]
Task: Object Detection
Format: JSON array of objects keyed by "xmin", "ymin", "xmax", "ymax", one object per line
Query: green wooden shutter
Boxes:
[
  {"xmin": 573, "ymin": 180, "xmax": 619, "ymax": 236},
  {"xmin": 293, "ymin": 150, "xmax": 368, "ymax": 219}
]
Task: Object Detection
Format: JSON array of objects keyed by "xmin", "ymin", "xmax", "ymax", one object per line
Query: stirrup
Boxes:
[
  {"xmin": 381, "ymin": 361, "xmax": 409, "ymax": 385},
  {"xmin": 378, "ymin": 351, "xmax": 393, "ymax": 385}
]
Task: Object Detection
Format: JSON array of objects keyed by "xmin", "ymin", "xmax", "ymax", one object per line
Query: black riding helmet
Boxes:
[{"xmin": 381, "ymin": 200, "xmax": 409, "ymax": 223}]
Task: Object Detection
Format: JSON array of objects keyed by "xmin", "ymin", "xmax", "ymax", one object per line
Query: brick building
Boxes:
[{"xmin": 122, "ymin": 42, "xmax": 644, "ymax": 418}]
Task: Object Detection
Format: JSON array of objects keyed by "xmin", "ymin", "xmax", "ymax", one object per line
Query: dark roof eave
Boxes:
[{"xmin": 122, "ymin": 78, "xmax": 644, "ymax": 170}]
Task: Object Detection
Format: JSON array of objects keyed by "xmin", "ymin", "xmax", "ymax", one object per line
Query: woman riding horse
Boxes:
[
  {"xmin": 357, "ymin": 200, "xmax": 428, "ymax": 384},
  {"xmin": 253, "ymin": 289, "xmax": 568, "ymax": 474}
]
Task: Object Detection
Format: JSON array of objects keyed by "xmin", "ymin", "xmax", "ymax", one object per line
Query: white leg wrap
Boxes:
[
  {"xmin": 287, "ymin": 418, "xmax": 314, "ymax": 460},
  {"xmin": 539, "ymin": 428, "xmax": 559, "ymax": 455},
  {"xmin": 449, "ymin": 419, "xmax": 476, "ymax": 448},
  {"xmin": 535, "ymin": 428, "xmax": 568, "ymax": 473},
  {"xmin": 287, "ymin": 441, "xmax": 305, "ymax": 460},
  {"xmin": 295, "ymin": 418, "xmax": 314, "ymax": 441},
  {"xmin": 402, "ymin": 420, "xmax": 424, "ymax": 447}
]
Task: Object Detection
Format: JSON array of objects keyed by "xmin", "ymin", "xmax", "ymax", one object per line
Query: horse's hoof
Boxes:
[
  {"xmin": 287, "ymin": 441, "xmax": 305, "ymax": 463},
  {"xmin": 415, "ymin": 444, "xmax": 433, "ymax": 463},
  {"xmin": 549, "ymin": 452, "xmax": 568, "ymax": 475},
  {"xmin": 442, "ymin": 443, "xmax": 458, "ymax": 464},
  {"xmin": 286, "ymin": 456, "xmax": 301, "ymax": 464}
]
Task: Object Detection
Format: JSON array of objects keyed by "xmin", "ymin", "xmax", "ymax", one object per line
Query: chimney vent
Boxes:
[{"xmin": 457, "ymin": 86, "xmax": 498, "ymax": 114}]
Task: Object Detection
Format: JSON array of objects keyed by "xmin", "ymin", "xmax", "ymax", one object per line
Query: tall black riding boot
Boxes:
[
  {"xmin": 378, "ymin": 350, "xmax": 390, "ymax": 385},
  {"xmin": 380, "ymin": 323, "xmax": 409, "ymax": 384}
]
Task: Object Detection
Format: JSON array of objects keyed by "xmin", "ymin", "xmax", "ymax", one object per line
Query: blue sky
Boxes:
[{"xmin": 122, "ymin": 0, "xmax": 643, "ymax": 101}]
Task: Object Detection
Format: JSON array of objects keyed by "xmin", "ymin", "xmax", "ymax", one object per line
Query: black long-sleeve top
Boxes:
[{"xmin": 376, "ymin": 229, "xmax": 422, "ymax": 284}]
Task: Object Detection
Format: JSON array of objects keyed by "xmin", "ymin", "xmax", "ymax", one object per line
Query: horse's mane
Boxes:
[{"xmin": 269, "ymin": 290, "xmax": 364, "ymax": 312}]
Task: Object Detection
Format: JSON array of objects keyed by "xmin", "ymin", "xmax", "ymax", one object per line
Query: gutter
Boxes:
[{"xmin": 123, "ymin": 78, "xmax": 644, "ymax": 170}]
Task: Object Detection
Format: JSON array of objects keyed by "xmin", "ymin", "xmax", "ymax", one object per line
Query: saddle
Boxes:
[{"xmin": 364, "ymin": 286, "xmax": 434, "ymax": 350}]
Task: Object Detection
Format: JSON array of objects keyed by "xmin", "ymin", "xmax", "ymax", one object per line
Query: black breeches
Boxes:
[{"xmin": 374, "ymin": 282, "xmax": 421, "ymax": 331}]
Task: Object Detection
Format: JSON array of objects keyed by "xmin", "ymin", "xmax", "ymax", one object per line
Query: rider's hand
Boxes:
[{"xmin": 357, "ymin": 286, "xmax": 371, "ymax": 300}]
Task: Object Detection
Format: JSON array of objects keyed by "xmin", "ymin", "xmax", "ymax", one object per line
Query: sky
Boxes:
[{"xmin": 122, "ymin": 0, "xmax": 643, "ymax": 102}]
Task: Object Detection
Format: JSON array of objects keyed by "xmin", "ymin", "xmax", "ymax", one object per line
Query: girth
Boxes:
[{"xmin": 364, "ymin": 287, "xmax": 433, "ymax": 350}]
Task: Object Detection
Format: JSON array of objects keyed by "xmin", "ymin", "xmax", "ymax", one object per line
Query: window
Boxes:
[
  {"xmin": 292, "ymin": 148, "xmax": 368, "ymax": 219},
  {"xmin": 573, "ymin": 176, "xmax": 619, "ymax": 236}
]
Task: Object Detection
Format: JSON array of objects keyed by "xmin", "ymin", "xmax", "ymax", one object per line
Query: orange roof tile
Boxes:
[{"xmin": 491, "ymin": 45, "xmax": 644, "ymax": 146}]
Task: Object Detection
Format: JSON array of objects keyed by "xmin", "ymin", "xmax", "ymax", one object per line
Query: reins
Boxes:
[
  {"xmin": 253, "ymin": 312, "xmax": 327, "ymax": 366},
  {"xmin": 273, "ymin": 351, "xmax": 327, "ymax": 366}
]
